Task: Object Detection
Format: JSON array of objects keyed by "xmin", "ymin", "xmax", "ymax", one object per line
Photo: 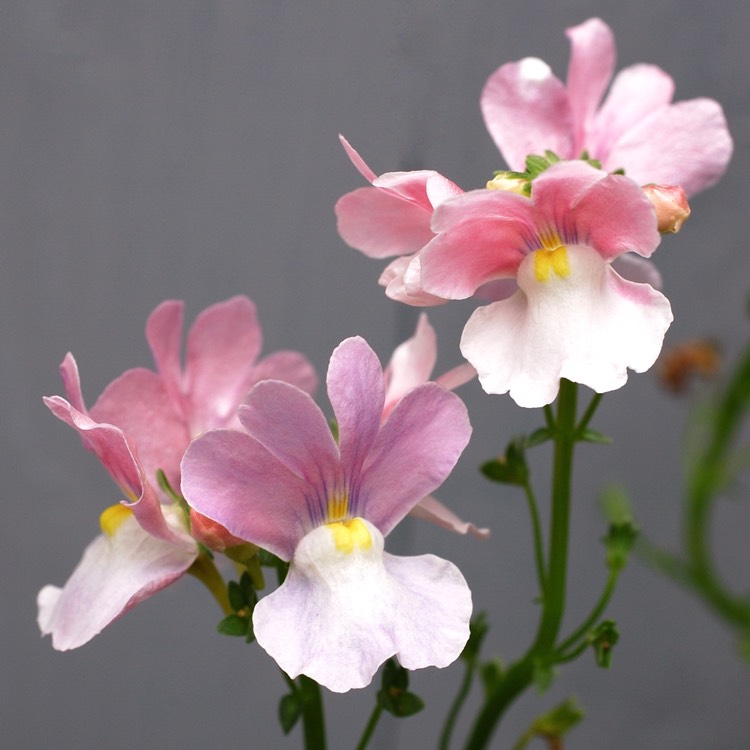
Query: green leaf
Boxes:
[
  {"xmin": 532, "ymin": 658, "xmax": 555, "ymax": 693},
  {"xmin": 378, "ymin": 659, "xmax": 425, "ymax": 717},
  {"xmin": 216, "ymin": 613, "xmax": 250, "ymax": 637},
  {"xmin": 526, "ymin": 427, "xmax": 553, "ymax": 447},
  {"xmin": 481, "ymin": 437, "xmax": 529, "ymax": 485},
  {"xmin": 479, "ymin": 659, "xmax": 504, "ymax": 696},
  {"xmin": 512, "ymin": 697, "xmax": 585, "ymax": 750},
  {"xmin": 279, "ymin": 692, "xmax": 302, "ymax": 734},
  {"xmin": 578, "ymin": 428, "xmax": 612, "ymax": 444}
]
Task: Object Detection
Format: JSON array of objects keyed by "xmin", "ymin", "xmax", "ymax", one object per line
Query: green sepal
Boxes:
[
  {"xmin": 604, "ymin": 521, "xmax": 639, "ymax": 572},
  {"xmin": 279, "ymin": 692, "xmax": 302, "ymax": 734},
  {"xmin": 461, "ymin": 612, "xmax": 489, "ymax": 666},
  {"xmin": 378, "ymin": 659, "xmax": 425, "ymax": 717},
  {"xmin": 217, "ymin": 613, "xmax": 251, "ymax": 637},
  {"xmin": 531, "ymin": 658, "xmax": 555, "ymax": 693},
  {"xmin": 588, "ymin": 620, "xmax": 619, "ymax": 668},
  {"xmin": 481, "ymin": 437, "xmax": 529, "ymax": 486},
  {"xmin": 227, "ymin": 580, "xmax": 247, "ymax": 612},
  {"xmin": 480, "ymin": 659, "xmax": 504, "ymax": 696},
  {"xmin": 512, "ymin": 697, "xmax": 585, "ymax": 750}
]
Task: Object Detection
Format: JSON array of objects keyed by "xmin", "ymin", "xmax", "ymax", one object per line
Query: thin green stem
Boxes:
[
  {"xmin": 522, "ymin": 478, "xmax": 547, "ymax": 595},
  {"xmin": 187, "ymin": 553, "xmax": 232, "ymax": 615},
  {"xmin": 576, "ymin": 392, "xmax": 603, "ymax": 435},
  {"xmin": 439, "ymin": 658, "xmax": 478, "ymax": 750},
  {"xmin": 684, "ymin": 345, "xmax": 750, "ymax": 629},
  {"xmin": 356, "ymin": 701, "xmax": 384, "ymax": 750},
  {"xmin": 556, "ymin": 569, "xmax": 618, "ymax": 657}
]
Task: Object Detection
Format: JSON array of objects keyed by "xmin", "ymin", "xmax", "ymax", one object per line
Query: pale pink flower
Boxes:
[
  {"xmin": 383, "ymin": 314, "xmax": 488, "ymax": 539},
  {"xmin": 481, "ymin": 17, "xmax": 732, "ymax": 197},
  {"xmin": 181, "ymin": 336, "xmax": 473, "ymax": 692},
  {"xmin": 409, "ymin": 161, "xmax": 673, "ymax": 407},
  {"xmin": 38, "ymin": 296, "xmax": 318, "ymax": 650}
]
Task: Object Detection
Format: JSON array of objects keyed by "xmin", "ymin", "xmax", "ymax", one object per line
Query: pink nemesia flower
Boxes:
[
  {"xmin": 409, "ymin": 161, "xmax": 673, "ymax": 407},
  {"xmin": 481, "ymin": 17, "xmax": 732, "ymax": 196},
  {"xmin": 383, "ymin": 314, "xmax": 488, "ymax": 539},
  {"xmin": 181, "ymin": 336, "xmax": 473, "ymax": 692},
  {"xmin": 38, "ymin": 296, "xmax": 318, "ymax": 650}
]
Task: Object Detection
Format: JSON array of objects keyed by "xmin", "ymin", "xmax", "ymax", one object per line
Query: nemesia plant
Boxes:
[{"xmin": 37, "ymin": 15, "xmax": 743, "ymax": 750}]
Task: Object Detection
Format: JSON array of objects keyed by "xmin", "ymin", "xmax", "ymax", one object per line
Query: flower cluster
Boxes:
[
  {"xmin": 38, "ymin": 15, "xmax": 733, "ymax": 711},
  {"xmin": 336, "ymin": 16, "xmax": 731, "ymax": 407}
]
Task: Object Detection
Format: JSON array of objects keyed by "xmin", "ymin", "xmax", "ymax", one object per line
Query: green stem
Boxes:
[
  {"xmin": 576, "ymin": 392, "xmax": 603, "ymax": 434},
  {"xmin": 356, "ymin": 701, "xmax": 384, "ymax": 750},
  {"xmin": 685, "ymin": 345, "xmax": 750, "ymax": 629},
  {"xmin": 187, "ymin": 552, "xmax": 232, "ymax": 615},
  {"xmin": 463, "ymin": 380, "xmax": 579, "ymax": 750},
  {"xmin": 439, "ymin": 657, "xmax": 478, "ymax": 750},
  {"xmin": 298, "ymin": 676, "xmax": 327, "ymax": 750}
]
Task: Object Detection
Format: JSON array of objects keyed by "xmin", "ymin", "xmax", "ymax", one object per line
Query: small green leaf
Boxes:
[
  {"xmin": 578, "ymin": 428, "xmax": 612, "ymax": 444},
  {"xmin": 279, "ymin": 692, "xmax": 302, "ymax": 734},
  {"xmin": 526, "ymin": 427, "xmax": 553, "ymax": 447},
  {"xmin": 378, "ymin": 659, "xmax": 425, "ymax": 717},
  {"xmin": 480, "ymin": 659, "xmax": 504, "ymax": 696},
  {"xmin": 532, "ymin": 658, "xmax": 555, "ymax": 693},
  {"xmin": 481, "ymin": 437, "xmax": 529, "ymax": 485},
  {"xmin": 217, "ymin": 613, "xmax": 250, "ymax": 637},
  {"xmin": 512, "ymin": 697, "xmax": 585, "ymax": 750}
]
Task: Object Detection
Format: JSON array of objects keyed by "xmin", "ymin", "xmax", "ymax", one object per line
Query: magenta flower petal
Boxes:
[
  {"xmin": 252, "ymin": 520, "xmax": 471, "ymax": 693},
  {"xmin": 327, "ymin": 337, "xmax": 385, "ymax": 478},
  {"xmin": 360, "ymin": 383, "xmax": 472, "ymax": 536},
  {"xmin": 481, "ymin": 57, "xmax": 574, "ymax": 170},
  {"xmin": 181, "ymin": 428, "xmax": 310, "ymax": 559},
  {"xmin": 238, "ymin": 380, "xmax": 340, "ymax": 488},
  {"xmin": 38, "ymin": 512, "xmax": 197, "ymax": 651}
]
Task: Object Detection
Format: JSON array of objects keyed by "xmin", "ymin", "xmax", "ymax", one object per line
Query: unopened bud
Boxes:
[
  {"xmin": 643, "ymin": 184, "xmax": 691, "ymax": 233},
  {"xmin": 486, "ymin": 172, "xmax": 529, "ymax": 195}
]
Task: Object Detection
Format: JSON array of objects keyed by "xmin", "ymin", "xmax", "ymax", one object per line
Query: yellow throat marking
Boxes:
[
  {"xmin": 328, "ymin": 518, "xmax": 373, "ymax": 554},
  {"xmin": 100, "ymin": 503, "xmax": 133, "ymax": 537},
  {"xmin": 533, "ymin": 232, "xmax": 570, "ymax": 282}
]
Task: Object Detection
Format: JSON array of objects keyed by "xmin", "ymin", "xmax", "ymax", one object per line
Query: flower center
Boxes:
[
  {"xmin": 533, "ymin": 232, "xmax": 570, "ymax": 282},
  {"xmin": 99, "ymin": 503, "xmax": 132, "ymax": 537},
  {"xmin": 327, "ymin": 491, "xmax": 349, "ymax": 522},
  {"xmin": 327, "ymin": 518, "xmax": 373, "ymax": 554}
]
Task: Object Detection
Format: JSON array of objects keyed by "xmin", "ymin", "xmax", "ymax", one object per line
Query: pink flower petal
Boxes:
[
  {"xmin": 238, "ymin": 380, "xmax": 340, "ymax": 487},
  {"xmin": 481, "ymin": 57, "xmax": 574, "ymax": 170},
  {"xmin": 145, "ymin": 299, "xmax": 185, "ymax": 410},
  {"xmin": 37, "ymin": 512, "xmax": 197, "ymax": 651},
  {"xmin": 565, "ymin": 17, "xmax": 616, "ymax": 153},
  {"xmin": 591, "ymin": 64, "xmax": 674, "ymax": 162},
  {"xmin": 359, "ymin": 383, "xmax": 471, "ymax": 535},
  {"xmin": 44, "ymin": 395, "xmax": 180, "ymax": 542},
  {"xmin": 181, "ymin": 429, "xmax": 310, "ymax": 559},
  {"xmin": 605, "ymin": 98, "xmax": 734, "ymax": 196},
  {"xmin": 410, "ymin": 495, "xmax": 490, "ymax": 539},
  {"xmin": 383, "ymin": 314, "xmax": 437, "ymax": 417},
  {"xmin": 339, "ymin": 134, "xmax": 378, "ymax": 182},
  {"xmin": 380, "ymin": 255, "xmax": 451, "ymax": 306},
  {"xmin": 567, "ymin": 172, "xmax": 661, "ymax": 261},
  {"xmin": 90, "ymin": 368, "xmax": 188, "ymax": 490},
  {"xmin": 252, "ymin": 520, "xmax": 471, "ymax": 692},
  {"xmin": 417, "ymin": 190, "xmax": 534, "ymax": 299},
  {"xmin": 461, "ymin": 245, "xmax": 673, "ymax": 407},
  {"xmin": 327, "ymin": 337, "xmax": 385, "ymax": 479},
  {"xmin": 185, "ymin": 296, "xmax": 263, "ymax": 433}
]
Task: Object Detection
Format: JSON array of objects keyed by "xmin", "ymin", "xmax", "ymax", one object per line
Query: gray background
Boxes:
[{"xmin": 3, "ymin": 1, "xmax": 749, "ymax": 748}]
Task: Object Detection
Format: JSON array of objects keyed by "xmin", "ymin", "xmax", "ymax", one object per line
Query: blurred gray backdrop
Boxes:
[{"xmin": 2, "ymin": 1, "xmax": 749, "ymax": 748}]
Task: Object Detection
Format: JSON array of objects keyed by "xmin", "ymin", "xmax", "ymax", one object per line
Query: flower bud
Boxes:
[
  {"xmin": 643, "ymin": 184, "xmax": 691, "ymax": 233},
  {"xmin": 486, "ymin": 172, "xmax": 529, "ymax": 194}
]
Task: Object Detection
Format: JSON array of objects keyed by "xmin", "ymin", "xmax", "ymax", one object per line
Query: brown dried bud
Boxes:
[
  {"xmin": 643, "ymin": 184, "xmax": 691, "ymax": 234},
  {"xmin": 657, "ymin": 339, "xmax": 721, "ymax": 393}
]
